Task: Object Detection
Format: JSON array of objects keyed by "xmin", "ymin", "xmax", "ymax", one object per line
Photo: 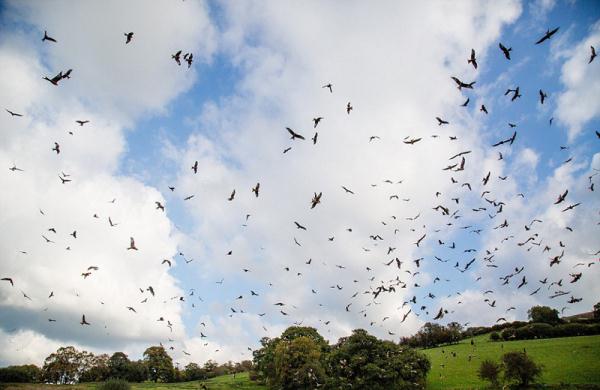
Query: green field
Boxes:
[
  {"xmin": 1, "ymin": 372, "xmax": 266, "ymax": 390},
  {"xmin": 422, "ymin": 334, "xmax": 600, "ymax": 389}
]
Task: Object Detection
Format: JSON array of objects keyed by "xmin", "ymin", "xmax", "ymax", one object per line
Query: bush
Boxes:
[
  {"xmin": 478, "ymin": 359, "xmax": 501, "ymax": 387},
  {"xmin": 489, "ymin": 332, "xmax": 500, "ymax": 341},
  {"xmin": 502, "ymin": 352, "xmax": 542, "ymax": 387},
  {"xmin": 98, "ymin": 378, "xmax": 131, "ymax": 390}
]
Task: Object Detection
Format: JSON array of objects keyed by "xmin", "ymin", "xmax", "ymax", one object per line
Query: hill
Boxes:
[
  {"xmin": 1, "ymin": 372, "xmax": 266, "ymax": 390},
  {"xmin": 422, "ymin": 334, "xmax": 600, "ymax": 389}
]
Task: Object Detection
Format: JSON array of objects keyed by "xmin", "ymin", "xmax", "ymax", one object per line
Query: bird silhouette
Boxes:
[
  {"xmin": 42, "ymin": 30, "xmax": 57, "ymax": 43},
  {"xmin": 468, "ymin": 49, "xmax": 477, "ymax": 69},
  {"xmin": 499, "ymin": 43, "xmax": 512, "ymax": 60},
  {"xmin": 124, "ymin": 32, "xmax": 134, "ymax": 44},
  {"xmin": 127, "ymin": 237, "xmax": 138, "ymax": 250},
  {"xmin": 535, "ymin": 27, "xmax": 559, "ymax": 44}
]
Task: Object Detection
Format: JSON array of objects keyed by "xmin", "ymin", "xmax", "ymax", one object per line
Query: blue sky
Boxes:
[{"xmin": 0, "ymin": 0, "xmax": 599, "ymax": 366}]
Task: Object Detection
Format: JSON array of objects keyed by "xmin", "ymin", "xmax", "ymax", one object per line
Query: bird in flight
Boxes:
[
  {"xmin": 76, "ymin": 120, "xmax": 89, "ymax": 126},
  {"xmin": 590, "ymin": 46, "xmax": 597, "ymax": 64},
  {"xmin": 172, "ymin": 50, "xmax": 182, "ymax": 65},
  {"xmin": 436, "ymin": 117, "xmax": 449, "ymax": 126},
  {"xmin": 228, "ymin": 189, "xmax": 235, "ymax": 201},
  {"xmin": 313, "ymin": 117, "xmax": 323, "ymax": 128},
  {"xmin": 42, "ymin": 30, "xmax": 57, "ymax": 43},
  {"xmin": 499, "ymin": 43, "xmax": 512, "ymax": 60},
  {"xmin": 252, "ymin": 182, "xmax": 260, "ymax": 197},
  {"xmin": 341, "ymin": 186, "xmax": 354, "ymax": 194},
  {"xmin": 9, "ymin": 164, "xmax": 24, "ymax": 172},
  {"xmin": 6, "ymin": 109, "xmax": 23, "ymax": 117},
  {"xmin": 310, "ymin": 192, "xmax": 322, "ymax": 209},
  {"xmin": 43, "ymin": 71, "xmax": 64, "ymax": 86},
  {"xmin": 450, "ymin": 77, "xmax": 475, "ymax": 90},
  {"xmin": 127, "ymin": 237, "xmax": 138, "ymax": 251},
  {"xmin": 191, "ymin": 161, "xmax": 198, "ymax": 174},
  {"xmin": 535, "ymin": 27, "xmax": 559, "ymax": 44},
  {"xmin": 286, "ymin": 127, "xmax": 305, "ymax": 140},
  {"xmin": 1, "ymin": 277, "xmax": 13, "ymax": 286},
  {"xmin": 80, "ymin": 314, "xmax": 90, "ymax": 325},
  {"xmin": 322, "ymin": 83, "xmax": 333, "ymax": 93},
  {"xmin": 554, "ymin": 189, "xmax": 568, "ymax": 204},
  {"xmin": 468, "ymin": 49, "xmax": 477, "ymax": 69},
  {"xmin": 52, "ymin": 142, "xmax": 60, "ymax": 154},
  {"xmin": 539, "ymin": 90, "xmax": 548, "ymax": 104},
  {"xmin": 124, "ymin": 32, "xmax": 134, "ymax": 44}
]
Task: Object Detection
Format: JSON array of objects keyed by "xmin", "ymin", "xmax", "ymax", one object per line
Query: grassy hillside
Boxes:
[
  {"xmin": 422, "ymin": 334, "xmax": 600, "ymax": 389},
  {"xmin": 1, "ymin": 372, "xmax": 266, "ymax": 390}
]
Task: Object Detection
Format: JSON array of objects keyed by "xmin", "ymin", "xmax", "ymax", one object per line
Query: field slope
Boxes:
[
  {"xmin": 1, "ymin": 372, "xmax": 266, "ymax": 390},
  {"xmin": 422, "ymin": 334, "xmax": 600, "ymax": 389}
]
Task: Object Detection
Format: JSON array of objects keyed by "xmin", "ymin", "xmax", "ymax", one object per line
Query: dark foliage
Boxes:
[{"xmin": 501, "ymin": 351, "xmax": 542, "ymax": 387}]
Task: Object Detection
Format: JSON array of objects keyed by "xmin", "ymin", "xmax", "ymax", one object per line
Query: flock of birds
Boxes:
[{"xmin": 2, "ymin": 22, "xmax": 600, "ymax": 362}]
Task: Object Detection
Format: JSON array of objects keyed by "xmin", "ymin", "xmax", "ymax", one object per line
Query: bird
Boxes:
[
  {"xmin": 191, "ymin": 161, "xmax": 198, "ymax": 174},
  {"xmin": 1, "ymin": 277, "xmax": 13, "ymax": 286},
  {"xmin": 286, "ymin": 127, "xmax": 305, "ymax": 140},
  {"xmin": 461, "ymin": 97, "xmax": 470, "ymax": 107},
  {"xmin": 252, "ymin": 182, "xmax": 260, "ymax": 197},
  {"xmin": 43, "ymin": 71, "xmax": 64, "ymax": 85},
  {"xmin": 554, "ymin": 189, "xmax": 568, "ymax": 204},
  {"xmin": 172, "ymin": 50, "xmax": 182, "ymax": 65},
  {"xmin": 162, "ymin": 259, "xmax": 172, "ymax": 267},
  {"xmin": 310, "ymin": 192, "xmax": 322, "ymax": 209},
  {"xmin": 52, "ymin": 142, "xmax": 60, "ymax": 154},
  {"xmin": 436, "ymin": 117, "xmax": 449, "ymax": 126},
  {"xmin": 346, "ymin": 102, "xmax": 353, "ymax": 114},
  {"xmin": 312, "ymin": 132, "xmax": 318, "ymax": 144},
  {"xmin": 589, "ymin": 46, "xmax": 597, "ymax": 64},
  {"xmin": 414, "ymin": 234, "xmax": 426, "ymax": 247},
  {"xmin": 535, "ymin": 27, "xmax": 559, "ymax": 44},
  {"xmin": 42, "ymin": 30, "xmax": 57, "ymax": 43},
  {"xmin": 6, "ymin": 109, "xmax": 23, "ymax": 117},
  {"xmin": 155, "ymin": 201, "xmax": 165, "ymax": 211},
  {"xmin": 450, "ymin": 77, "xmax": 475, "ymax": 90},
  {"xmin": 433, "ymin": 307, "xmax": 445, "ymax": 320},
  {"xmin": 468, "ymin": 49, "xmax": 477, "ymax": 69},
  {"xmin": 126, "ymin": 306, "xmax": 137, "ymax": 313},
  {"xmin": 80, "ymin": 315, "xmax": 90, "ymax": 325},
  {"xmin": 322, "ymin": 83, "xmax": 333, "ymax": 93},
  {"xmin": 313, "ymin": 117, "xmax": 323, "ymax": 128},
  {"xmin": 228, "ymin": 190, "xmax": 235, "ymax": 201},
  {"xmin": 184, "ymin": 53, "xmax": 193, "ymax": 68},
  {"xmin": 403, "ymin": 137, "xmax": 422, "ymax": 145},
  {"xmin": 480, "ymin": 105, "xmax": 488, "ymax": 114},
  {"xmin": 124, "ymin": 32, "xmax": 134, "ymax": 44},
  {"xmin": 9, "ymin": 164, "xmax": 24, "ymax": 172},
  {"xmin": 499, "ymin": 43, "xmax": 512, "ymax": 60},
  {"xmin": 294, "ymin": 221, "xmax": 307, "ymax": 230},
  {"xmin": 127, "ymin": 237, "xmax": 138, "ymax": 250},
  {"xmin": 76, "ymin": 120, "xmax": 89, "ymax": 126},
  {"xmin": 341, "ymin": 186, "xmax": 354, "ymax": 194},
  {"xmin": 539, "ymin": 90, "xmax": 548, "ymax": 104}
]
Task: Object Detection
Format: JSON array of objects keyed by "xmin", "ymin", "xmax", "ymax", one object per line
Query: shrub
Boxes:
[
  {"xmin": 98, "ymin": 378, "xmax": 131, "ymax": 390},
  {"xmin": 502, "ymin": 352, "xmax": 542, "ymax": 387},
  {"xmin": 478, "ymin": 359, "xmax": 501, "ymax": 387},
  {"xmin": 489, "ymin": 332, "xmax": 501, "ymax": 341}
]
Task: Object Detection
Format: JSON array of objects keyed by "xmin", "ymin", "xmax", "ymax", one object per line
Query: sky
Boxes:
[{"xmin": 0, "ymin": 0, "xmax": 599, "ymax": 367}]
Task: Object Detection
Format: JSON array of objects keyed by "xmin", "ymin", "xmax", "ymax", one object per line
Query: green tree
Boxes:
[
  {"xmin": 0, "ymin": 365, "xmax": 41, "ymax": 383},
  {"xmin": 42, "ymin": 346, "xmax": 92, "ymax": 384},
  {"xmin": 593, "ymin": 302, "xmax": 600, "ymax": 320},
  {"xmin": 502, "ymin": 351, "xmax": 542, "ymax": 387},
  {"xmin": 326, "ymin": 329, "xmax": 430, "ymax": 390},
  {"xmin": 108, "ymin": 352, "xmax": 130, "ymax": 379},
  {"xmin": 183, "ymin": 362, "xmax": 205, "ymax": 381},
  {"xmin": 478, "ymin": 359, "xmax": 501, "ymax": 387},
  {"xmin": 126, "ymin": 360, "xmax": 148, "ymax": 382},
  {"xmin": 528, "ymin": 305, "xmax": 560, "ymax": 325},
  {"xmin": 273, "ymin": 336, "xmax": 326, "ymax": 389},
  {"xmin": 80, "ymin": 353, "xmax": 110, "ymax": 382},
  {"xmin": 143, "ymin": 346, "xmax": 174, "ymax": 383}
]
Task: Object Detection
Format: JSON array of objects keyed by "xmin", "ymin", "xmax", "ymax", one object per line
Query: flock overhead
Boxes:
[{"xmin": 1, "ymin": 10, "xmax": 600, "ymax": 366}]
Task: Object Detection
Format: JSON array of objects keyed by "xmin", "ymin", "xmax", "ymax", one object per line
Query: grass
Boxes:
[
  {"xmin": 422, "ymin": 334, "xmax": 600, "ymax": 389},
  {"xmin": 1, "ymin": 372, "xmax": 266, "ymax": 390}
]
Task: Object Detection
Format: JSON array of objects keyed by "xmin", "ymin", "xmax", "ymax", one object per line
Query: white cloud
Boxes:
[{"xmin": 555, "ymin": 21, "xmax": 600, "ymax": 140}]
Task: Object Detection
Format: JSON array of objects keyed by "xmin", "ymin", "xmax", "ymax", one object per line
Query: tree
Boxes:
[
  {"xmin": 108, "ymin": 352, "xmax": 130, "ymax": 379},
  {"xmin": 0, "ymin": 365, "xmax": 41, "ymax": 383},
  {"xmin": 326, "ymin": 329, "xmax": 430, "ymax": 390},
  {"xmin": 478, "ymin": 359, "xmax": 501, "ymax": 387},
  {"xmin": 80, "ymin": 353, "xmax": 110, "ymax": 382},
  {"xmin": 528, "ymin": 305, "xmax": 560, "ymax": 325},
  {"xmin": 143, "ymin": 346, "xmax": 174, "ymax": 383},
  {"xmin": 273, "ymin": 336, "xmax": 326, "ymax": 389},
  {"xmin": 593, "ymin": 302, "xmax": 600, "ymax": 320},
  {"xmin": 42, "ymin": 346, "xmax": 92, "ymax": 384},
  {"xmin": 183, "ymin": 363, "xmax": 205, "ymax": 381},
  {"xmin": 502, "ymin": 351, "xmax": 542, "ymax": 387}
]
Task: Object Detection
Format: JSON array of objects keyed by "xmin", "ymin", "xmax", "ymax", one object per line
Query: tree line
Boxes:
[
  {"xmin": 251, "ymin": 326, "xmax": 431, "ymax": 390},
  {"xmin": 0, "ymin": 345, "xmax": 251, "ymax": 384}
]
